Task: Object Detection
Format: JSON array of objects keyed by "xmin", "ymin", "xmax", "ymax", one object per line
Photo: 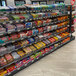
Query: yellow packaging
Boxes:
[
  {"xmin": 17, "ymin": 50, "xmax": 25, "ymax": 57},
  {"xmin": 29, "ymin": 45, "xmax": 36, "ymax": 51},
  {"xmin": 40, "ymin": 42, "xmax": 46, "ymax": 47},
  {"xmin": 53, "ymin": 37, "xmax": 58, "ymax": 41},
  {"xmin": 34, "ymin": 43, "xmax": 41, "ymax": 49},
  {"xmin": 0, "ymin": 69, "xmax": 7, "ymax": 76},
  {"xmin": 31, "ymin": 14, "xmax": 36, "ymax": 18}
]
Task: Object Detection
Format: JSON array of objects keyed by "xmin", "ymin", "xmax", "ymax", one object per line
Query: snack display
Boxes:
[{"xmin": 0, "ymin": 4, "xmax": 74, "ymax": 76}]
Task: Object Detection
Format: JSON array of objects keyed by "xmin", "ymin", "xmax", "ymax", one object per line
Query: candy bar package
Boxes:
[
  {"xmin": 38, "ymin": 35, "xmax": 44, "ymax": 40},
  {"xmin": 37, "ymin": 20, "xmax": 43, "ymax": 26},
  {"xmin": 11, "ymin": 52, "xmax": 20, "ymax": 60},
  {"xmin": 41, "ymin": 49, "xmax": 46, "ymax": 55},
  {"xmin": 43, "ymin": 39, "xmax": 50, "ymax": 45},
  {"xmin": 29, "ymin": 45, "xmax": 37, "ymax": 51},
  {"xmin": 21, "ymin": 40, "xmax": 29, "ymax": 47},
  {"xmin": 0, "ymin": 47, "xmax": 7, "ymax": 53},
  {"xmin": 9, "ymin": 34, "xmax": 18, "ymax": 40},
  {"xmin": 4, "ymin": 54, "xmax": 14, "ymax": 63},
  {"xmin": 25, "ymin": 22, "xmax": 32, "ymax": 29},
  {"xmin": 15, "ymin": 24, "xmax": 25, "ymax": 30},
  {"xmin": 18, "ymin": 32, "xmax": 26, "ymax": 38},
  {"xmin": 0, "ymin": 25, "xmax": 6, "ymax": 34},
  {"xmin": 0, "ymin": 36, "xmax": 8, "ymax": 44},
  {"xmin": 17, "ymin": 50, "xmax": 25, "ymax": 57},
  {"xmin": 23, "ymin": 47, "xmax": 32, "ymax": 54},
  {"xmin": 6, "ymin": 64, "xmax": 16, "ymax": 73},
  {"xmin": 47, "ymin": 26, "xmax": 52, "ymax": 31},
  {"xmin": 32, "ymin": 29, "xmax": 38, "ymax": 35},
  {"xmin": 38, "ymin": 27, "xmax": 43, "ymax": 33},
  {"xmin": 26, "ymin": 56, "xmax": 31, "ymax": 64},
  {"xmin": 26, "ymin": 30, "xmax": 32, "ymax": 36},
  {"xmin": 53, "ymin": 37, "xmax": 58, "ymax": 41},
  {"xmin": 35, "ymin": 52, "xmax": 41, "ymax": 58},
  {"xmin": 30, "ymin": 55, "xmax": 36, "ymax": 60},
  {"xmin": 22, "ymin": 58, "xmax": 27, "ymax": 64},
  {"xmin": 28, "ymin": 38, "xmax": 35, "ymax": 43},
  {"xmin": 4, "ymin": 24, "xmax": 16, "ymax": 32},
  {"xmin": 0, "ymin": 69, "xmax": 7, "ymax": 76},
  {"xmin": 16, "ymin": 61, "xmax": 24, "ymax": 68},
  {"xmin": 0, "ymin": 57, "xmax": 7, "ymax": 66}
]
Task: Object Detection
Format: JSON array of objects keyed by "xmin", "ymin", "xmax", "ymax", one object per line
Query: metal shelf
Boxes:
[
  {"xmin": 0, "ymin": 19, "xmax": 69, "ymax": 37},
  {"xmin": 0, "ymin": 35, "xmax": 70, "ymax": 70},
  {"xmin": 0, "ymin": 29, "xmax": 67, "ymax": 56},
  {"xmin": 5, "ymin": 36, "xmax": 75, "ymax": 76},
  {"xmin": 0, "ymin": 24, "xmax": 69, "ymax": 46}
]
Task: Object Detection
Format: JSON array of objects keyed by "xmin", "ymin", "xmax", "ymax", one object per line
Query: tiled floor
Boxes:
[{"xmin": 15, "ymin": 31, "xmax": 76, "ymax": 76}]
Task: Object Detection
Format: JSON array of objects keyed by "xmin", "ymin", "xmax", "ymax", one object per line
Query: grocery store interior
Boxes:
[{"xmin": 0, "ymin": 0, "xmax": 76, "ymax": 76}]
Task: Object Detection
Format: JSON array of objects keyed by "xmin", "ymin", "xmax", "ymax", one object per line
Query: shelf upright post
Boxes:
[{"xmin": 69, "ymin": 5, "xmax": 72, "ymax": 38}]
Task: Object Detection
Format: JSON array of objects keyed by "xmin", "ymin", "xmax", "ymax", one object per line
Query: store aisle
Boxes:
[{"xmin": 15, "ymin": 32, "xmax": 76, "ymax": 76}]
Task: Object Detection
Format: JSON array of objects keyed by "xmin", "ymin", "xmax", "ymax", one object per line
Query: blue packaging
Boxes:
[
  {"xmin": 28, "ymin": 38, "xmax": 35, "ymax": 43},
  {"xmin": 32, "ymin": 29, "xmax": 38, "ymax": 35},
  {"xmin": 25, "ymin": 22, "xmax": 32, "ymax": 29}
]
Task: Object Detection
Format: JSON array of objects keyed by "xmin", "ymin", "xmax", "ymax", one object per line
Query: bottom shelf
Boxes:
[{"xmin": 6, "ymin": 36, "xmax": 75, "ymax": 76}]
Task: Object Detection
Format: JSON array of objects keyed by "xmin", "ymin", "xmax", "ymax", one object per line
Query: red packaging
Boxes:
[
  {"xmin": 44, "ymin": 48, "xmax": 50, "ymax": 53},
  {"xmin": 48, "ymin": 38, "xmax": 56, "ymax": 43},
  {"xmin": 16, "ymin": 61, "xmax": 24, "ymax": 68},
  {"xmin": 41, "ymin": 49, "xmax": 46, "ymax": 55},
  {"xmin": 22, "ymin": 58, "xmax": 27, "ymax": 64},
  {"xmin": 0, "ymin": 57, "xmax": 7, "ymax": 66},
  {"xmin": 46, "ymin": 19, "xmax": 51, "ymax": 24},
  {"xmin": 9, "ymin": 34, "xmax": 18, "ymax": 40},
  {"xmin": 26, "ymin": 30, "xmax": 32, "ymax": 36},
  {"xmin": 6, "ymin": 65, "xmax": 16, "ymax": 73},
  {"xmin": 18, "ymin": 15, "xmax": 25, "ymax": 19},
  {"xmin": 4, "ymin": 54, "xmax": 13, "ymax": 63},
  {"xmin": 18, "ymin": 32, "xmax": 26, "ymax": 38},
  {"xmin": 38, "ymin": 27, "xmax": 43, "ymax": 33}
]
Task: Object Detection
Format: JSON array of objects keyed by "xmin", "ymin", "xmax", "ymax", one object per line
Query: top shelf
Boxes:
[{"xmin": 0, "ymin": 3, "xmax": 69, "ymax": 15}]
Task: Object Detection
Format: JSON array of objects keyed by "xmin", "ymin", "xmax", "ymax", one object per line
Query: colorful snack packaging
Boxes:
[
  {"xmin": 6, "ymin": 64, "xmax": 16, "ymax": 73},
  {"xmin": 0, "ymin": 57, "xmax": 7, "ymax": 66},
  {"xmin": 11, "ymin": 52, "xmax": 20, "ymax": 60},
  {"xmin": 16, "ymin": 61, "xmax": 24, "ymax": 68},
  {"xmin": 4, "ymin": 54, "xmax": 14, "ymax": 63},
  {"xmin": 17, "ymin": 50, "xmax": 25, "ymax": 57}
]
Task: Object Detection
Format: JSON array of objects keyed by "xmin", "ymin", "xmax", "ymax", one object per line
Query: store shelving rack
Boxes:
[{"xmin": 0, "ymin": 4, "xmax": 75, "ymax": 76}]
